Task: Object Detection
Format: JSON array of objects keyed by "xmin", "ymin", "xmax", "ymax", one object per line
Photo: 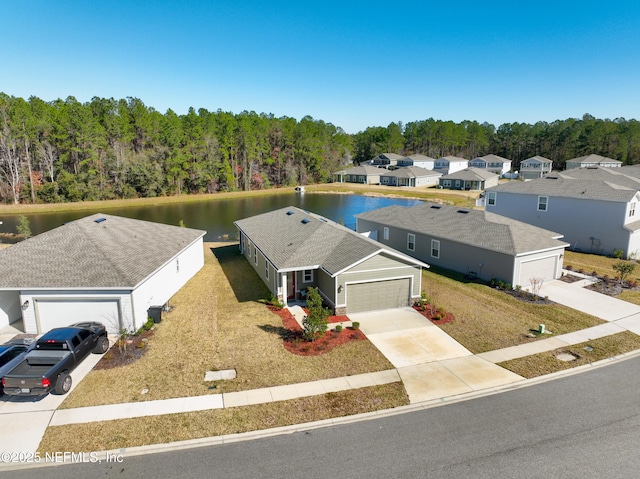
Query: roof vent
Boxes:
[
  {"xmin": 457, "ymin": 209, "xmax": 469, "ymax": 214},
  {"xmin": 286, "ymin": 210, "xmax": 294, "ymax": 215},
  {"xmin": 94, "ymin": 217, "xmax": 107, "ymax": 223},
  {"xmin": 430, "ymin": 205, "xmax": 441, "ymax": 209},
  {"xmin": 301, "ymin": 219, "xmax": 310, "ymax": 224}
]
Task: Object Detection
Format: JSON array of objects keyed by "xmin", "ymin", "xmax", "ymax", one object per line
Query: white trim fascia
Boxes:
[
  {"xmin": 340, "ymin": 264, "xmax": 422, "ymax": 276},
  {"xmin": 514, "ymin": 245, "xmax": 568, "ymax": 257},
  {"xmin": 331, "ymin": 249, "xmax": 428, "ymax": 278},
  {"xmin": 277, "ymin": 265, "xmax": 321, "ymax": 274}
]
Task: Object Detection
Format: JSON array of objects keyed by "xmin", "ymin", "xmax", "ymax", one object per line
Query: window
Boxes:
[
  {"xmin": 265, "ymin": 262, "xmax": 269, "ymax": 279},
  {"xmin": 537, "ymin": 196, "xmax": 548, "ymax": 211},
  {"xmin": 303, "ymin": 269, "xmax": 313, "ymax": 283},
  {"xmin": 487, "ymin": 191, "xmax": 496, "ymax": 206},
  {"xmin": 442, "ymin": 180, "xmax": 451, "ymax": 187},
  {"xmin": 176, "ymin": 258, "xmax": 180, "ymax": 273},
  {"xmin": 407, "ymin": 233, "xmax": 415, "ymax": 251},
  {"xmin": 358, "ymin": 175, "xmax": 365, "ymax": 183},
  {"xmin": 630, "ymin": 202, "xmax": 636, "ymax": 218},
  {"xmin": 383, "ymin": 227, "xmax": 389, "ymax": 240},
  {"xmin": 431, "ymin": 239, "xmax": 440, "ymax": 258},
  {"xmin": 254, "ymin": 248, "xmax": 258, "ymax": 265}
]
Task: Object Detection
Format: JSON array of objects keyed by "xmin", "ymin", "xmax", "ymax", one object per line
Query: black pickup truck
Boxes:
[{"xmin": 1, "ymin": 322, "xmax": 109, "ymax": 396}]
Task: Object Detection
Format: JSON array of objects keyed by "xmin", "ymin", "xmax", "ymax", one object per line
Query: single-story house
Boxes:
[
  {"xmin": 485, "ymin": 167, "xmax": 640, "ymax": 257},
  {"xmin": 379, "ymin": 167, "xmax": 442, "ymax": 187},
  {"xmin": 565, "ymin": 154, "xmax": 622, "ymax": 169},
  {"xmin": 396, "ymin": 154, "xmax": 436, "ymax": 170},
  {"xmin": 234, "ymin": 207, "xmax": 428, "ymax": 314},
  {"xmin": 520, "ymin": 155, "xmax": 553, "ymax": 180},
  {"xmin": 433, "ymin": 156, "xmax": 469, "ymax": 175},
  {"xmin": 469, "ymin": 154, "xmax": 512, "ymax": 176},
  {"xmin": 0, "ymin": 214, "xmax": 206, "ymax": 334},
  {"xmin": 333, "ymin": 165, "xmax": 384, "ymax": 184},
  {"xmin": 356, "ymin": 203, "xmax": 568, "ymax": 287},
  {"xmin": 438, "ymin": 167, "xmax": 499, "ymax": 191}
]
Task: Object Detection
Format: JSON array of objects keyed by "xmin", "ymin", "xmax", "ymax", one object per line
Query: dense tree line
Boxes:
[
  {"xmin": 353, "ymin": 115, "xmax": 640, "ymax": 168},
  {"xmin": 1, "ymin": 92, "xmax": 639, "ymax": 204}
]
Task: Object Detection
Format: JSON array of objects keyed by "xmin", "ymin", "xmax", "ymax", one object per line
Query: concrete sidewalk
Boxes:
[{"xmin": 4, "ymin": 276, "xmax": 640, "ymax": 455}]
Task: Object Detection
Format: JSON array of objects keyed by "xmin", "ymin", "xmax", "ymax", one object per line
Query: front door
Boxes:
[{"xmin": 287, "ymin": 272, "xmax": 296, "ymax": 299}]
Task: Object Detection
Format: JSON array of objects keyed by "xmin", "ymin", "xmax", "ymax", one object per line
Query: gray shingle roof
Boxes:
[
  {"xmin": 403, "ymin": 154, "xmax": 436, "ymax": 162},
  {"xmin": 440, "ymin": 167, "xmax": 499, "ymax": 181},
  {"xmin": 522, "ymin": 155, "xmax": 553, "ymax": 165},
  {"xmin": 568, "ymin": 154, "xmax": 622, "ymax": 165},
  {"xmin": 234, "ymin": 207, "xmax": 427, "ymax": 275},
  {"xmin": 0, "ymin": 214, "xmax": 205, "ymax": 289},
  {"xmin": 488, "ymin": 172, "xmax": 638, "ymax": 202},
  {"xmin": 356, "ymin": 203, "xmax": 567, "ymax": 255},
  {"xmin": 380, "ymin": 167, "xmax": 441, "ymax": 179},
  {"xmin": 475, "ymin": 154, "xmax": 511, "ymax": 164},
  {"xmin": 334, "ymin": 165, "xmax": 384, "ymax": 176}
]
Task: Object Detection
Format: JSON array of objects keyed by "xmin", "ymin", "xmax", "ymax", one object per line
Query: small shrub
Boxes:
[
  {"xmin": 566, "ymin": 265, "xmax": 573, "ymax": 271},
  {"xmin": 351, "ymin": 321, "xmax": 360, "ymax": 330},
  {"xmin": 335, "ymin": 325, "xmax": 343, "ymax": 332},
  {"xmin": 143, "ymin": 317, "xmax": 155, "ymax": 331},
  {"xmin": 591, "ymin": 271, "xmax": 598, "ymax": 277},
  {"xmin": 613, "ymin": 248, "xmax": 624, "ymax": 259},
  {"xmin": 268, "ymin": 295, "xmax": 284, "ymax": 309},
  {"xmin": 505, "ymin": 283, "xmax": 511, "ymax": 290}
]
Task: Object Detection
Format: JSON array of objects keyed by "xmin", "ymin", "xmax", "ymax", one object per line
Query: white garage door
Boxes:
[
  {"xmin": 346, "ymin": 279, "xmax": 411, "ymax": 314},
  {"xmin": 518, "ymin": 256, "xmax": 558, "ymax": 285},
  {"xmin": 35, "ymin": 299, "xmax": 121, "ymax": 334}
]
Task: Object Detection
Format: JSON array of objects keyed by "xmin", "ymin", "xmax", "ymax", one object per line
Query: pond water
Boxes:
[{"xmin": 0, "ymin": 193, "xmax": 422, "ymax": 242}]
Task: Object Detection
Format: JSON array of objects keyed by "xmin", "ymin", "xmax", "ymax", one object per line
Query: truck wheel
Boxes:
[
  {"xmin": 54, "ymin": 373, "xmax": 72, "ymax": 395},
  {"xmin": 92, "ymin": 336, "xmax": 109, "ymax": 354}
]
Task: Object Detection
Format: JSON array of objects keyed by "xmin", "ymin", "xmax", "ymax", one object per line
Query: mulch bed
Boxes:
[
  {"xmin": 412, "ymin": 306, "xmax": 456, "ymax": 325},
  {"xmin": 269, "ymin": 306, "xmax": 366, "ymax": 356},
  {"xmin": 93, "ymin": 329, "xmax": 155, "ymax": 370}
]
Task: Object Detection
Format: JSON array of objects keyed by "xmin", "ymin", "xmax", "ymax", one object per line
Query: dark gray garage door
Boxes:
[{"xmin": 346, "ymin": 278, "xmax": 411, "ymax": 314}]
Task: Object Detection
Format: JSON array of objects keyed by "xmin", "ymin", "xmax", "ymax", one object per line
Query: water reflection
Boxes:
[{"xmin": 0, "ymin": 193, "xmax": 422, "ymax": 242}]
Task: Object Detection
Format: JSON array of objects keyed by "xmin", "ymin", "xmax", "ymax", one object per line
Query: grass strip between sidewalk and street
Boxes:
[
  {"xmin": 38, "ymin": 383, "xmax": 408, "ymax": 453},
  {"xmin": 497, "ymin": 331, "xmax": 640, "ymax": 378}
]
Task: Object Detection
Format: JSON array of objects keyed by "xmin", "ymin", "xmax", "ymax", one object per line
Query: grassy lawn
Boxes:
[
  {"xmin": 564, "ymin": 250, "xmax": 640, "ymax": 283},
  {"xmin": 39, "ymin": 383, "xmax": 406, "ymax": 453},
  {"xmin": 423, "ymin": 268, "xmax": 605, "ymax": 353},
  {"xmin": 497, "ymin": 331, "xmax": 640, "ymax": 378},
  {"xmin": 61, "ymin": 242, "xmax": 396, "ymax": 409}
]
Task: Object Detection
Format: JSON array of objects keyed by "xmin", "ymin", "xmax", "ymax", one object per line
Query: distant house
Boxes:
[
  {"xmin": 0, "ymin": 214, "xmax": 206, "ymax": 334},
  {"xmin": 367, "ymin": 153, "xmax": 404, "ymax": 168},
  {"xmin": 438, "ymin": 167, "xmax": 499, "ymax": 191},
  {"xmin": 333, "ymin": 165, "xmax": 383, "ymax": 184},
  {"xmin": 565, "ymin": 154, "xmax": 622, "ymax": 170},
  {"xmin": 469, "ymin": 154, "xmax": 512, "ymax": 176},
  {"xmin": 485, "ymin": 167, "xmax": 640, "ymax": 257},
  {"xmin": 433, "ymin": 156, "xmax": 469, "ymax": 175},
  {"xmin": 356, "ymin": 203, "xmax": 567, "ymax": 286},
  {"xmin": 234, "ymin": 207, "xmax": 428, "ymax": 314},
  {"xmin": 379, "ymin": 167, "xmax": 441, "ymax": 187},
  {"xmin": 396, "ymin": 154, "xmax": 436, "ymax": 170},
  {"xmin": 520, "ymin": 156, "xmax": 553, "ymax": 180}
]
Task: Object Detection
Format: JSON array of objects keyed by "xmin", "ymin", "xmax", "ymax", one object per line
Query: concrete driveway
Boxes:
[
  {"xmin": 349, "ymin": 308, "xmax": 524, "ymax": 403},
  {"xmin": 0, "ymin": 350, "xmax": 106, "ymax": 454},
  {"xmin": 539, "ymin": 279, "xmax": 640, "ymax": 324}
]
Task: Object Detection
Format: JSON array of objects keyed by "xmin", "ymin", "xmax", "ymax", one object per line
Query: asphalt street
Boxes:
[{"xmin": 5, "ymin": 354, "xmax": 640, "ymax": 479}]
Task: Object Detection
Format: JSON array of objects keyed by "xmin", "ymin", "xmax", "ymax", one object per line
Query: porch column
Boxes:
[{"xmin": 280, "ymin": 272, "xmax": 288, "ymax": 308}]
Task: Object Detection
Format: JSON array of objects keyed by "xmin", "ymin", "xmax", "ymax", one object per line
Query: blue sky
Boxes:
[{"xmin": 2, "ymin": 1, "xmax": 639, "ymax": 133}]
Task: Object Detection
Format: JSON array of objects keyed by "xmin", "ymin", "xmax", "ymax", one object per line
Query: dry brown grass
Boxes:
[
  {"xmin": 424, "ymin": 268, "xmax": 605, "ymax": 353},
  {"xmin": 39, "ymin": 383, "xmax": 408, "ymax": 453},
  {"xmin": 61, "ymin": 242, "xmax": 394, "ymax": 408},
  {"xmin": 564, "ymin": 250, "xmax": 640, "ymax": 282},
  {"xmin": 497, "ymin": 331, "xmax": 640, "ymax": 378}
]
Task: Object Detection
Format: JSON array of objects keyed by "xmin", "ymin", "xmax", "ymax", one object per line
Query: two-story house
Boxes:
[
  {"xmin": 396, "ymin": 154, "xmax": 436, "ymax": 170},
  {"xmin": 519, "ymin": 156, "xmax": 553, "ymax": 180},
  {"xmin": 485, "ymin": 167, "xmax": 640, "ymax": 257},
  {"xmin": 468, "ymin": 154, "xmax": 512, "ymax": 176},
  {"xmin": 433, "ymin": 156, "xmax": 469, "ymax": 175}
]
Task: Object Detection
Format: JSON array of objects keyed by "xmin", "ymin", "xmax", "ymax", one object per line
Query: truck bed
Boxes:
[{"xmin": 5, "ymin": 350, "xmax": 71, "ymax": 377}]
